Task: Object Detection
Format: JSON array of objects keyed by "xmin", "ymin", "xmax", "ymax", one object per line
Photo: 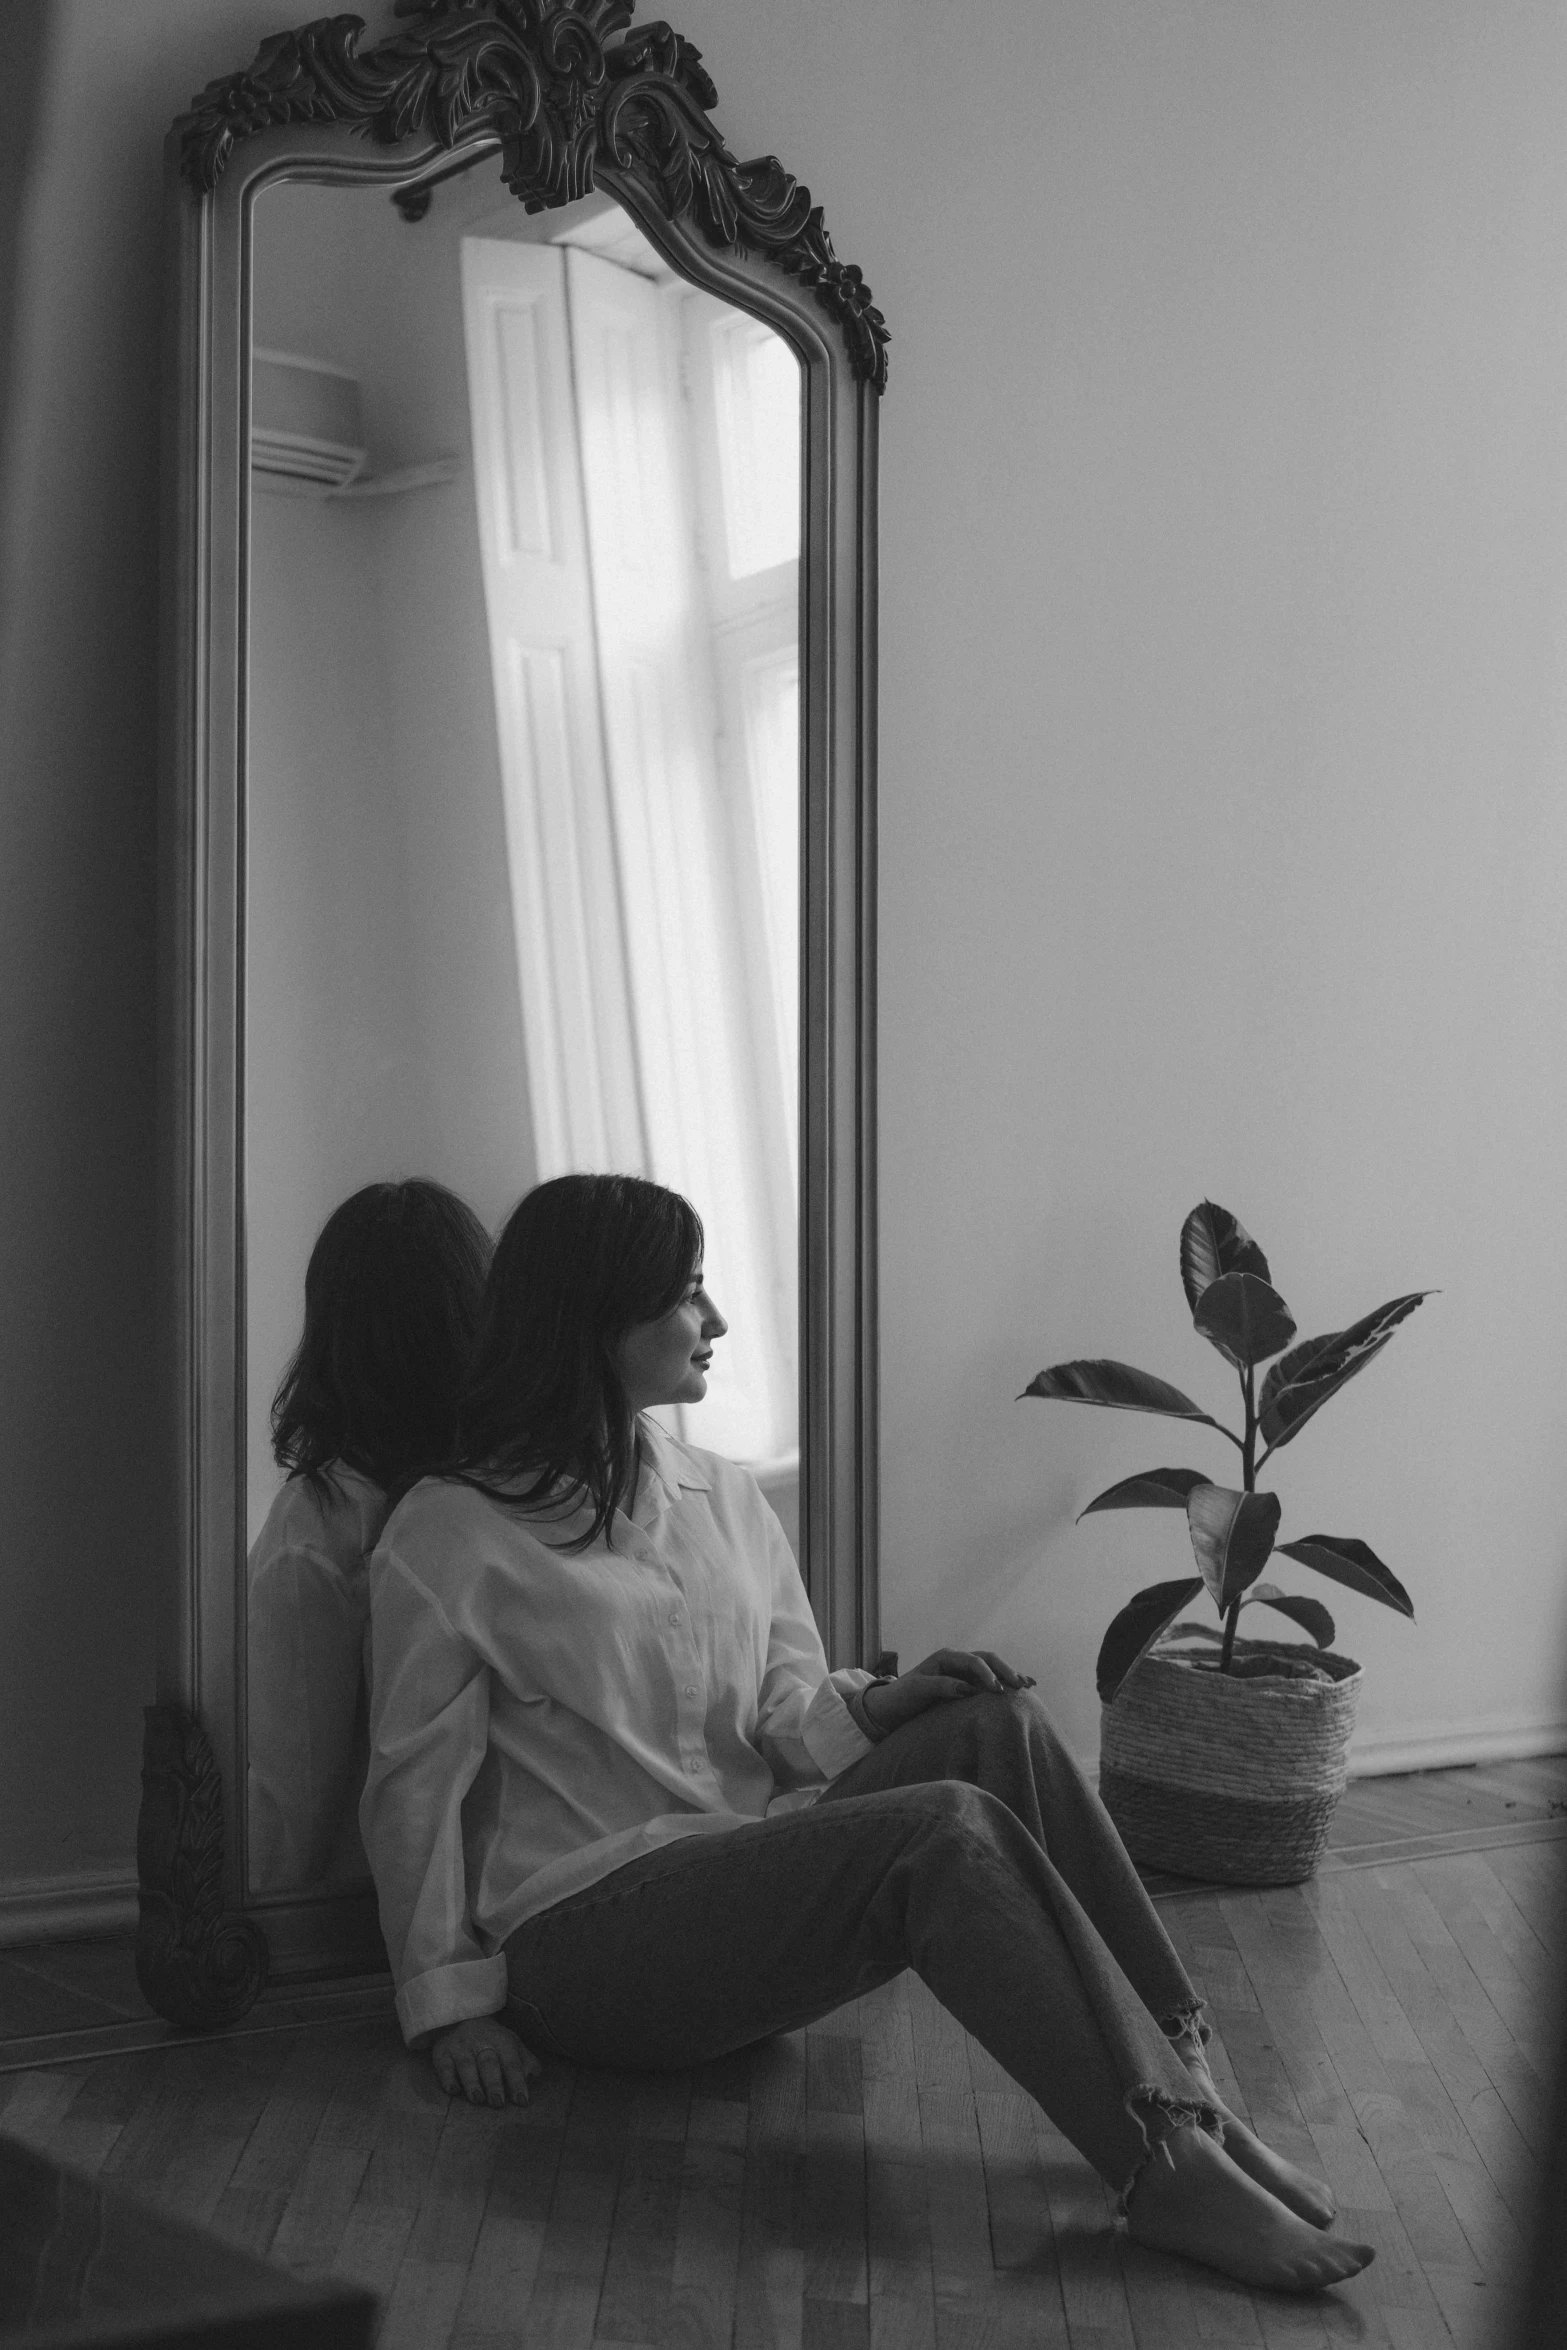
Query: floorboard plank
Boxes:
[
  {"xmin": 330, "ymin": 2200, "xmax": 420, "ymax": 2317},
  {"xmin": 1028, "ymin": 2118, "xmax": 1135, "ymax": 2349},
  {"xmin": 270, "ymin": 2026, "xmax": 404, "ymax": 2278},
  {"xmin": 592, "ymin": 2122, "xmax": 683, "ymax": 2344},
  {"xmin": 803, "ymin": 2106, "xmax": 869, "ymax": 2308},
  {"xmin": 331, "ymin": 2042, "xmax": 458, "ymax": 2316},
  {"xmin": 512, "ymin": 2269, "xmax": 601, "ymax": 2350},
  {"xmin": 1379, "ymin": 1866, "xmax": 1555, "ymax": 2076},
  {"xmin": 1332, "ymin": 1869, "xmax": 1542, "ymax": 2193},
  {"xmin": 206, "ymin": 2034, "xmax": 375, "ymax": 2264},
  {"xmin": 1296, "ymin": 1874, "xmax": 1432, "ymax": 2066},
  {"xmin": 525, "ymin": 2065, "xmax": 636, "ymax": 2345},
  {"xmin": 972, "ymin": 2090, "xmax": 1056, "ymax": 2284},
  {"xmin": 864, "ymin": 1998, "xmax": 936, "ymax": 2346},
  {"xmin": 734, "ymin": 2036, "xmax": 806, "ymax": 2350},
  {"xmin": 1253, "ymin": 2293, "xmax": 1334, "ymax": 2349},
  {"xmin": 918, "ymin": 2083, "xmax": 996, "ymax": 2307},
  {"xmin": 665, "ymin": 2097, "xmax": 748, "ymax": 2350},
  {"xmin": 108, "ymin": 2028, "xmax": 305, "ymax": 2234},
  {"xmin": 1114, "ymin": 2230, "xmax": 1207, "ymax": 2348},
  {"xmin": 375, "ymin": 2253, "xmax": 470, "ymax": 2350},
  {"xmin": 449, "ymin": 2065, "xmax": 569, "ymax": 2339},
  {"xmin": 1417, "ymin": 1854, "xmax": 1557, "ymax": 1997},
  {"xmin": 1326, "ymin": 2203, "xmax": 1455, "ymax": 2346}
]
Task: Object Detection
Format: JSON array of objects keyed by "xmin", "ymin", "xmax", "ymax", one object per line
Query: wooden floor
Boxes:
[{"xmin": 2, "ymin": 1756, "xmax": 1564, "ymax": 2349}]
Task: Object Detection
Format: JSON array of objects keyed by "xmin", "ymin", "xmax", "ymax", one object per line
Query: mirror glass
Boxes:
[{"xmin": 243, "ymin": 159, "xmax": 802, "ymax": 1898}]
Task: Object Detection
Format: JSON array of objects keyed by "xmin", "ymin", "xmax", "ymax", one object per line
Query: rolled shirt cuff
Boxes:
[
  {"xmin": 801, "ymin": 1668, "xmax": 879, "ymax": 1779},
  {"xmin": 395, "ymin": 1953, "xmax": 510, "ymax": 2049}
]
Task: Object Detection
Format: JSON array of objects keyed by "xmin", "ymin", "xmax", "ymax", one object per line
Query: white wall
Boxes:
[
  {"xmin": 3, "ymin": 0, "xmax": 1565, "ymax": 1919},
  {"xmin": 255, "ymin": 175, "xmax": 539, "ymax": 1238},
  {"xmin": 245, "ymin": 489, "xmax": 438, "ymax": 1534},
  {"xmin": 664, "ymin": 0, "xmax": 1567, "ymax": 1772}
]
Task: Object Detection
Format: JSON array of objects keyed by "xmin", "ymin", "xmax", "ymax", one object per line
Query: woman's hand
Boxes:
[
  {"xmin": 429, "ymin": 2014, "xmax": 541, "ymax": 2107},
  {"xmin": 861, "ymin": 1649, "xmax": 1035, "ymax": 1736}
]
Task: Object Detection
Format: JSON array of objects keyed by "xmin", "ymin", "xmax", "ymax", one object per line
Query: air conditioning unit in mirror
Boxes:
[
  {"xmin": 251, "ymin": 349, "xmax": 368, "ymax": 493},
  {"xmin": 251, "ymin": 348, "xmax": 458, "ymax": 499}
]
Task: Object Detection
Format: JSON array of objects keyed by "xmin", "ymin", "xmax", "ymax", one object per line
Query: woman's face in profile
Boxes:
[{"xmin": 614, "ymin": 1267, "xmax": 727, "ymax": 1411}]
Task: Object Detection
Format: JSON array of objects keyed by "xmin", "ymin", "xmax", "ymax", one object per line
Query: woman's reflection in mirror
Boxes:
[
  {"xmin": 247, "ymin": 1178, "xmax": 491, "ymax": 1893},
  {"xmin": 360, "ymin": 1173, "xmax": 1374, "ymax": 2297}
]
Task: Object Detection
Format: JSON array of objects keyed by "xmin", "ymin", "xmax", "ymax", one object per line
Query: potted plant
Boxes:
[{"xmin": 1022, "ymin": 1202, "xmax": 1428, "ymax": 1885}]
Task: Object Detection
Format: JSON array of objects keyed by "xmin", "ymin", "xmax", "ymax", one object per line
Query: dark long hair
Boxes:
[
  {"xmin": 271, "ymin": 1180, "xmax": 492, "ymax": 1495},
  {"xmin": 447, "ymin": 1172, "xmax": 704, "ymax": 1550}
]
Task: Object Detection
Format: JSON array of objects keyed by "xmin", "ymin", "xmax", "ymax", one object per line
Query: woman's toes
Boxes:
[
  {"xmin": 1301, "ymin": 2237, "xmax": 1376, "ymax": 2288},
  {"xmin": 1218, "ymin": 2117, "xmax": 1337, "ymax": 2229},
  {"xmin": 1299, "ymin": 2179, "xmax": 1337, "ymax": 2230}
]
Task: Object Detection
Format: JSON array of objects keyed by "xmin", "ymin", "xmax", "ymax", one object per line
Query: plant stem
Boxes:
[
  {"xmin": 1242, "ymin": 1362, "xmax": 1257, "ymax": 1494},
  {"xmin": 1219, "ymin": 1362, "xmax": 1259, "ymax": 1678}
]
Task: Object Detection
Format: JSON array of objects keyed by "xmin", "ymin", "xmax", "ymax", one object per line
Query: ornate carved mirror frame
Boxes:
[{"xmin": 144, "ymin": 0, "xmax": 884, "ymax": 2027}]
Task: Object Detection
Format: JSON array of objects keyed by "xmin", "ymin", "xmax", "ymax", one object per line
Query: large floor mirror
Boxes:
[{"xmin": 147, "ymin": 0, "xmax": 884, "ymax": 2025}]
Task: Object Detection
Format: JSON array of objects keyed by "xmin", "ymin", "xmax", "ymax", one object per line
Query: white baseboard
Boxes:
[
  {"xmin": 1347, "ymin": 1715, "xmax": 1567, "ymax": 1779},
  {"xmin": 0, "ymin": 1871, "xmax": 138, "ymax": 1949}
]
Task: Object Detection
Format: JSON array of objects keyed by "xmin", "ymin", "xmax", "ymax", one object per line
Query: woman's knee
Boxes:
[
  {"xmin": 941, "ymin": 1683, "xmax": 1070, "ymax": 1761},
  {"xmin": 899, "ymin": 1775, "xmax": 1017, "ymax": 1857},
  {"xmin": 881, "ymin": 1782, "xmax": 1046, "ymax": 1941},
  {"xmin": 1001, "ymin": 1683, "xmax": 1078, "ymax": 1765}
]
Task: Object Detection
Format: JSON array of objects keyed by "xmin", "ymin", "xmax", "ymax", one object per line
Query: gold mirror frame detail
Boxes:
[{"xmin": 146, "ymin": 0, "xmax": 883, "ymax": 2027}]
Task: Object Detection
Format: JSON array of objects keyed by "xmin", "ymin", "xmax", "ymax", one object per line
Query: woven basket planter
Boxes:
[{"xmin": 1100, "ymin": 1636, "xmax": 1363, "ymax": 1885}]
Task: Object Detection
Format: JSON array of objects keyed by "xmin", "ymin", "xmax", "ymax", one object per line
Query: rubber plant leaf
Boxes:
[
  {"xmin": 1097, "ymin": 1577, "xmax": 1205, "ymax": 1704},
  {"xmin": 1021, "ymin": 1360, "xmax": 1235, "ymax": 1439},
  {"xmin": 1191, "ymin": 1271, "xmax": 1298, "ymax": 1370},
  {"xmin": 1078, "ymin": 1467, "xmax": 1213, "ymax": 1521},
  {"xmin": 1257, "ymin": 1293, "xmax": 1430, "ymax": 1453},
  {"xmin": 1241, "ymin": 1582, "xmax": 1336, "ymax": 1647},
  {"xmin": 1274, "ymin": 1534, "xmax": 1415, "ymax": 1619},
  {"xmin": 1185, "ymin": 1483, "xmax": 1282, "ymax": 1610},
  {"xmin": 1179, "ymin": 1201, "xmax": 1271, "ymax": 1317}
]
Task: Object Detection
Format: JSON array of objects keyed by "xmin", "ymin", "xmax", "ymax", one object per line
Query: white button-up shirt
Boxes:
[{"xmin": 362, "ymin": 1417, "xmax": 876, "ymax": 2045}]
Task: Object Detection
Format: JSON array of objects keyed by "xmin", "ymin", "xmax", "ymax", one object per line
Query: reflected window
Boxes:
[
  {"xmin": 710, "ymin": 313, "xmax": 802, "ymax": 580},
  {"xmin": 462, "ymin": 210, "xmax": 801, "ymax": 1471}
]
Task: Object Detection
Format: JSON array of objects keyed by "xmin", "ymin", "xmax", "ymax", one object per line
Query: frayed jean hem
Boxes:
[
  {"xmin": 1162, "ymin": 1998, "xmax": 1213, "ymax": 2050},
  {"xmin": 1114, "ymin": 2085, "xmax": 1227, "ymax": 2219}
]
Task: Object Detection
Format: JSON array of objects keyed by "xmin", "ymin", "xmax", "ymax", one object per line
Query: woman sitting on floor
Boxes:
[
  {"xmin": 360, "ymin": 1172, "xmax": 1373, "ymax": 2295},
  {"xmin": 247, "ymin": 1177, "xmax": 491, "ymax": 1892}
]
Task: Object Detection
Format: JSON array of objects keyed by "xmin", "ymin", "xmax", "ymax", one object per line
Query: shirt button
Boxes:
[
  {"xmin": 686, "ymin": 1756, "xmax": 702, "ymax": 1773},
  {"xmin": 685, "ymin": 1685, "xmax": 698, "ymax": 1698},
  {"xmin": 668, "ymin": 1610, "xmax": 681, "ymax": 1625}
]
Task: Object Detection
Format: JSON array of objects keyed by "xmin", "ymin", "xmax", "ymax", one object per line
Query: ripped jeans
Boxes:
[{"xmin": 502, "ymin": 1689, "xmax": 1220, "ymax": 2201}]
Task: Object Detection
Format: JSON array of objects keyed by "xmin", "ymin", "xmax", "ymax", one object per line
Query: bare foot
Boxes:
[
  {"xmin": 1125, "ymin": 2125, "xmax": 1375, "ymax": 2294},
  {"xmin": 1170, "ymin": 2035, "xmax": 1336, "ymax": 2229},
  {"xmin": 1211, "ymin": 2107, "xmax": 1337, "ymax": 2228}
]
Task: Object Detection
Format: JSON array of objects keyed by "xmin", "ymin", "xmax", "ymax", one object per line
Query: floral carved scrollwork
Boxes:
[
  {"xmin": 174, "ymin": 0, "xmax": 888, "ymax": 390},
  {"xmin": 135, "ymin": 1705, "xmax": 270, "ymax": 2029}
]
